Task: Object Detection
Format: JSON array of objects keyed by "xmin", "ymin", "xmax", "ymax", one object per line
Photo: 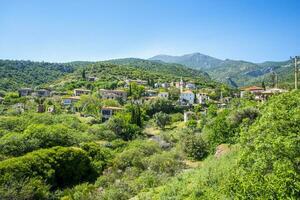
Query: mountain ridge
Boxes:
[{"xmin": 149, "ymin": 52, "xmax": 294, "ymax": 88}]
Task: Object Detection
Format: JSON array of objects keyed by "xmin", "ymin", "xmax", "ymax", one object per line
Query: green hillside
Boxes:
[
  {"xmin": 0, "ymin": 60, "xmax": 83, "ymax": 92},
  {"xmin": 0, "ymin": 59, "xmax": 213, "ymax": 93},
  {"xmin": 104, "ymin": 58, "xmax": 210, "ymax": 81}
]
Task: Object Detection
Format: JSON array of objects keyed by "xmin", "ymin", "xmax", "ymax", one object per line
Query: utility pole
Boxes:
[
  {"xmin": 275, "ymin": 72, "xmax": 278, "ymax": 88},
  {"xmin": 291, "ymin": 56, "xmax": 299, "ymax": 90},
  {"xmin": 295, "ymin": 57, "xmax": 298, "ymax": 90}
]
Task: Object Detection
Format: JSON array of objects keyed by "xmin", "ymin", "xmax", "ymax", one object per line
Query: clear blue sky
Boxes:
[{"xmin": 1, "ymin": 0, "xmax": 300, "ymax": 62}]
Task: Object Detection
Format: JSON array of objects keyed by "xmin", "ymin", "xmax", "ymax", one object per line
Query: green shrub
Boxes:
[
  {"xmin": 0, "ymin": 124, "xmax": 94, "ymax": 156},
  {"xmin": 181, "ymin": 132, "xmax": 208, "ymax": 160},
  {"xmin": 185, "ymin": 119, "xmax": 198, "ymax": 129},
  {"xmin": 153, "ymin": 112, "xmax": 171, "ymax": 130},
  {"xmin": 142, "ymin": 150, "xmax": 184, "ymax": 175},
  {"xmin": 87, "ymin": 124, "xmax": 116, "ymax": 141},
  {"xmin": 228, "ymin": 91, "xmax": 300, "ymax": 199},
  {"xmin": 170, "ymin": 113, "xmax": 183, "ymax": 123},
  {"xmin": 80, "ymin": 142, "xmax": 113, "ymax": 173},
  {"xmin": 203, "ymin": 109, "xmax": 235, "ymax": 152},
  {"xmin": 0, "ymin": 146, "xmax": 97, "ymax": 189},
  {"xmin": 60, "ymin": 183, "xmax": 98, "ymax": 200},
  {"xmin": 0, "ymin": 178, "xmax": 50, "ymax": 200},
  {"xmin": 106, "ymin": 113, "xmax": 142, "ymax": 141},
  {"xmin": 144, "ymin": 98, "xmax": 175, "ymax": 117},
  {"xmin": 112, "ymin": 140, "xmax": 161, "ymax": 170}
]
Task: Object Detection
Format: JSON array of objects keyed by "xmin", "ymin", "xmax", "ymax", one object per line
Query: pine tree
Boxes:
[
  {"xmin": 82, "ymin": 69, "xmax": 86, "ymax": 79},
  {"xmin": 136, "ymin": 103, "xmax": 142, "ymax": 127},
  {"xmin": 129, "ymin": 83, "xmax": 132, "ymax": 96},
  {"xmin": 262, "ymin": 80, "xmax": 266, "ymax": 90}
]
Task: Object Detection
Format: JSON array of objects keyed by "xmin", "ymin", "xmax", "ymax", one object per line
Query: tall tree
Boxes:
[{"xmin": 82, "ymin": 69, "xmax": 86, "ymax": 80}]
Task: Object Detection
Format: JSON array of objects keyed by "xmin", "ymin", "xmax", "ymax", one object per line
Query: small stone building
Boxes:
[
  {"xmin": 99, "ymin": 89, "xmax": 127, "ymax": 101},
  {"xmin": 101, "ymin": 106, "xmax": 123, "ymax": 121},
  {"xmin": 18, "ymin": 88, "xmax": 33, "ymax": 97},
  {"xmin": 74, "ymin": 89, "xmax": 91, "ymax": 96}
]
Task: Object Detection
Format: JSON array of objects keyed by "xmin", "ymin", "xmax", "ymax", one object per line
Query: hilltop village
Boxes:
[{"xmin": 8, "ymin": 76, "xmax": 287, "ymax": 122}]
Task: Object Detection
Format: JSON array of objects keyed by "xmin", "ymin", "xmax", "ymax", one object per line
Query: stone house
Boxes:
[
  {"xmin": 158, "ymin": 92, "xmax": 169, "ymax": 99},
  {"xmin": 101, "ymin": 106, "xmax": 123, "ymax": 121},
  {"xmin": 74, "ymin": 89, "xmax": 91, "ymax": 96},
  {"xmin": 99, "ymin": 89, "xmax": 127, "ymax": 101},
  {"xmin": 18, "ymin": 88, "xmax": 33, "ymax": 97},
  {"xmin": 196, "ymin": 93, "xmax": 209, "ymax": 104},
  {"xmin": 35, "ymin": 89, "xmax": 51, "ymax": 97},
  {"xmin": 62, "ymin": 96, "xmax": 81, "ymax": 106}
]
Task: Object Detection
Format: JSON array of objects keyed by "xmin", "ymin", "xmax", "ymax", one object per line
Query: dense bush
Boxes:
[
  {"xmin": 203, "ymin": 109, "xmax": 235, "ymax": 152},
  {"xmin": 228, "ymin": 91, "xmax": 300, "ymax": 199},
  {"xmin": 106, "ymin": 113, "xmax": 142, "ymax": 141},
  {"xmin": 181, "ymin": 131, "xmax": 208, "ymax": 160},
  {"xmin": 203, "ymin": 105, "xmax": 260, "ymax": 153},
  {"xmin": 0, "ymin": 113, "xmax": 89, "ymax": 136},
  {"xmin": 170, "ymin": 112, "xmax": 183, "ymax": 123},
  {"xmin": 153, "ymin": 112, "xmax": 171, "ymax": 130},
  {"xmin": 144, "ymin": 98, "xmax": 175, "ymax": 117},
  {"xmin": 60, "ymin": 183, "xmax": 98, "ymax": 200},
  {"xmin": 143, "ymin": 150, "xmax": 184, "ymax": 175},
  {"xmin": 0, "ymin": 116, "xmax": 30, "ymax": 136},
  {"xmin": 112, "ymin": 140, "xmax": 161, "ymax": 170},
  {"xmin": 0, "ymin": 124, "xmax": 94, "ymax": 156},
  {"xmin": 87, "ymin": 124, "xmax": 117, "ymax": 141},
  {"xmin": 0, "ymin": 147, "xmax": 97, "ymax": 189},
  {"xmin": 80, "ymin": 142, "xmax": 113, "ymax": 173},
  {"xmin": 0, "ymin": 178, "xmax": 51, "ymax": 200}
]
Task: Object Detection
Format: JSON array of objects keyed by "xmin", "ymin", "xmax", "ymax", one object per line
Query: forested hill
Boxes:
[
  {"xmin": 50, "ymin": 60, "xmax": 213, "ymax": 91},
  {"xmin": 0, "ymin": 60, "xmax": 83, "ymax": 91},
  {"xmin": 0, "ymin": 58, "xmax": 213, "ymax": 92},
  {"xmin": 104, "ymin": 58, "xmax": 210, "ymax": 80},
  {"xmin": 150, "ymin": 53, "xmax": 295, "ymax": 88}
]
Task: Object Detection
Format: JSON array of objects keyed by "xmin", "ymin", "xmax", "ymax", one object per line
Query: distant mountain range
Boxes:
[
  {"xmin": 149, "ymin": 53, "xmax": 294, "ymax": 88},
  {"xmin": 150, "ymin": 53, "xmax": 223, "ymax": 70}
]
